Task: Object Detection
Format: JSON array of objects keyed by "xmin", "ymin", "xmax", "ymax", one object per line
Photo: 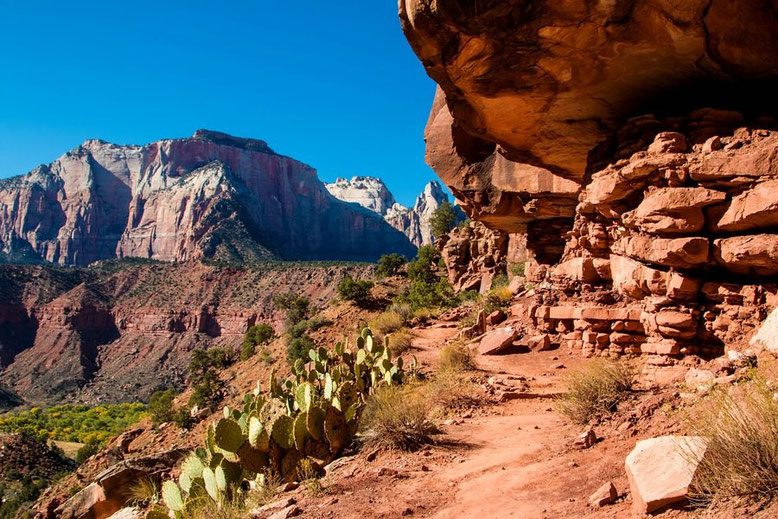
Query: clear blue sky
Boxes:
[{"xmin": 0, "ymin": 1, "xmax": 439, "ymax": 206}]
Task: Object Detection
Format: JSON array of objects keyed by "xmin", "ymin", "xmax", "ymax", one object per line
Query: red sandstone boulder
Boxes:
[
  {"xmin": 610, "ymin": 255, "xmax": 666, "ymax": 300},
  {"xmin": 716, "ymin": 179, "xmax": 778, "ymax": 232},
  {"xmin": 714, "ymin": 235, "xmax": 778, "ymax": 275},
  {"xmin": 617, "ymin": 235, "xmax": 709, "ymax": 269},
  {"xmin": 625, "ymin": 436, "xmax": 707, "ymax": 514},
  {"xmin": 478, "ymin": 327, "xmax": 518, "ymax": 355},
  {"xmin": 589, "ymin": 481, "xmax": 618, "ymax": 507},
  {"xmin": 623, "ymin": 187, "xmax": 726, "ymax": 234}
]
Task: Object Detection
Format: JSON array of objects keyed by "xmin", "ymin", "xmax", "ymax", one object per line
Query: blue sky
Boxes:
[{"xmin": 0, "ymin": 1, "xmax": 439, "ymax": 206}]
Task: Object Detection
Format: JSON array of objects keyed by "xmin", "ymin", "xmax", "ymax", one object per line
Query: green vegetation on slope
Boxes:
[{"xmin": 0, "ymin": 403, "xmax": 148, "ymax": 445}]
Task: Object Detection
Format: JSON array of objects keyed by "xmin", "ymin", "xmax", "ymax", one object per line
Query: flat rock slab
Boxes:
[
  {"xmin": 478, "ymin": 327, "xmax": 517, "ymax": 355},
  {"xmin": 625, "ymin": 435, "xmax": 707, "ymax": 514}
]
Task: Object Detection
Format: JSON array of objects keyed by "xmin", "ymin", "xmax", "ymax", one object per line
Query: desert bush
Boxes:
[
  {"xmin": 376, "ymin": 253, "xmax": 406, "ymax": 277},
  {"xmin": 337, "ymin": 276, "xmax": 374, "ymax": 306},
  {"xmin": 128, "ymin": 476, "xmax": 159, "ymax": 505},
  {"xmin": 685, "ymin": 377, "xmax": 778, "ymax": 504},
  {"xmin": 369, "ymin": 310, "xmax": 405, "ymax": 338},
  {"xmin": 487, "ymin": 285, "xmax": 513, "ymax": 306},
  {"xmin": 388, "ymin": 302, "xmax": 413, "ymax": 322},
  {"xmin": 406, "ymin": 245, "xmax": 441, "ymax": 284},
  {"xmin": 425, "ymin": 370, "xmax": 482, "ymax": 415},
  {"xmin": 438, "ymin": 341, "xmax": 476, "ymax": 372},
  {"xmin": 273, "ymin": 291, "xmax": 310, "ymax": 327},
  {"xmin": 387, "ymin": 328, "xmax": 413, "ymax": 356},
  {"xmin": 556, "ymin": 359, "xmax": 634, "ymax": 425},
  {"xmin": 361, "ymin": 385, "xmax": 438, "ymax": 451}
]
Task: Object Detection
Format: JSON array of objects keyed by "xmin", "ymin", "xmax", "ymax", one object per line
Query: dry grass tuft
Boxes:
[
  {"xmin": 425, "ymin": 370, "xmax": 482, "ymax": 416},
  {"xmin": 685, "ymin": 376, "xmax": 778, "ymax": 504},
  {"xmin": 297, "ymin": 458, "xmax": 326, "ymax": 497},
  {"xmin": 488, "ymin": 286, "xmax": 513, "ymax": 305},
  {"xmin": 387, "ymin": 328, "xmax": 413, "ymax": 356},
  {"xmin": 361, "ymin": 385, "xmax": 438, "ymax": 451},
  {"xmin": 438, "ymin": 340, "xmax": 477, "ymax": 372},
  {"xmin": 128, "ymin": 476, "xmax": 159, "ymax": 505},
  {"xmin": 369, "ymin": 311, "xmax": 405, "ymax": 338},
  {"xmin": 556, "ymin": 359, "xmax": 634, "ymax": 425}
]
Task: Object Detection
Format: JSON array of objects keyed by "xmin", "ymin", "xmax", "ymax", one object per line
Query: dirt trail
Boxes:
[{"xmin": 410, "ymin": 326, "xmax": 628, "ymax": 519}]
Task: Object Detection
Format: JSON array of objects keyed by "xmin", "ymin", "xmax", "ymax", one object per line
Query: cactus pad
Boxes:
[
  {"xmin": 324, "ymin": 406, "xmax": 348, "ymax": 453},
  {"xmin": 237, "ymin": 442, "xmax": 270, "ymax": 473},
  {"xmin": 307, "ymin": 406, "xmax": 325, "ymax": 441},
  {"xmin": 271, "ymin": 415, "xmax": 294, "ymax": 450},
  {"xmin": 294, "ymin": 412, "xmax": 308, "ymax": 451},
  {"xmin": 214, "ymin": 418, "xmax": 244, "ymax": 453},
  {"xmin": 161, "ymin": 481, "xmax": 184, "ymax": 512}
]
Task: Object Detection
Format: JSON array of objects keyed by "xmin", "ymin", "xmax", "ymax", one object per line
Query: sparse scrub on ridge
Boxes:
[
  {"xmin": 684, "ymin": 375, "xmax": 778, "ymax": 505},
  {"xmin": 241, "ymin": 323, "xmax": 274, "ymax": 361},
  {"xmin": 425, "ymin": 370, "xmax": 482, "ymax": 416},
  {"xmin": 556, "ymin": 359, "xmax": 634, "ymax": 425}
]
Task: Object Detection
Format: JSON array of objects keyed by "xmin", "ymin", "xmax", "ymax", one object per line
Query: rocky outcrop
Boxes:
[
  {"xmin": 0, "ymin": 261, "xmax": 374, "ymax": 406},
  {"xmin": 325, "ymin": 176, "xmax": 463, "ymax": 247},
  {"xmin": 401, "ymin": 1, "xmax": 778, "ymax": 375},
  {"xmin": 439, "ymin": 221, "xmax": 508, "ymax": 293},
  {"xmin": 400, "ymin": 0, "xmax": 778, "ymax": 195},
  {"xmin": 0, "ymin": 130, "xmax": 415, "ymax": 266}
]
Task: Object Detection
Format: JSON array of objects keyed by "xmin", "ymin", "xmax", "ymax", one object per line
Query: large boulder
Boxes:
[
  {"xmin": 750, "ymin": 306, "xmax": 778, "ymax": 355},
  {"xmin": 400, "ymin": 0, "xmax": 778, "ymax": 229},
  {"xmin": 625, "ymin": 436, "xmax": 707, "ymax": 514},
  {"xmin": 478, "ymin": 327, "xmax": 517, "ymax": 355}
]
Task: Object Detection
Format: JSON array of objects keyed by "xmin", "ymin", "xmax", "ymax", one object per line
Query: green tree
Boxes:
[
  {"xmin": 274, "ymin": 292, "xmax": 310, "ymax": 327},
  {"xmin": 287, "ymin": 334, "xmax": 315, "ymax": 365},
  {"xmin": 406, "ymin": 245, "xmax": 441, "ymax": 284},
  {"xmin": 241, "ymin": 324, "xmax": 274, "ymax": 361},
  {"xmin": 337, "ymin": 276, "xmax": 374, "ymax": 306},
  {"xmin": 376, "ymin": 253, "xmax": 406, "ymax": 277},
  {"xmin": 430, "ymin": 201, "xmax": 457, "ymax": 239}
]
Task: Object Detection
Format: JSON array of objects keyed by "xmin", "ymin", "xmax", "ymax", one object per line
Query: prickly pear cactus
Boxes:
[{"xmin": 155, "ymin": 327, "xmax": 408, "ymax": 515}]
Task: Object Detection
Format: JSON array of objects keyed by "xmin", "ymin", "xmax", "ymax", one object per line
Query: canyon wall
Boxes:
[
  {"xmin": 0, "ymin": 130, "xmax": 416, "ymax": 266},
  {"xmin": 401, "ymin": 0, "xmax": 778, "ymax": 378},
  {"xmin": 0, "ymin": 261, "xmax": 372, "ymax": 406}
]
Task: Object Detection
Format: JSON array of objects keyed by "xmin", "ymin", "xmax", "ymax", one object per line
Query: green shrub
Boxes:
[
  {"xmin": 556, "ymin": 360, "xmax": 634, "ymax": 425},
  {"xmin": 376, "ymin": 253, "xmax": 406, "ymax": 277},
  {"xmin": 406, "ymin": 245, "xmax": 441, "ymax": 284},
  {"xmin": 241, "ymin": 324, "xmax": 275, "ymax": 361},
  {"xmin": 491, "ymin": 273, "xmax": 509, "ymax": 289},
  {"xmin": 510, "ymin": 262, "xmax": 526, "ymax": 277},
  {"xmin": 187, "ymin": 371, "xmax": 225, "ymax": 410},
  {"xmin": 337, "ymin": 276, "xmax": 373, "ymax": 306},
  {"xmin": 148, "ymin": 389, "xmax": 177, "ymax": 426},
  {"xmin": 273, "ymin": 292, "xmax": 310, "ymax": 327},
  {"xmin": 430, "ymin": 201, "xmax": 457, "ymax": 239},
  {"xmin": 287, "ymin": 334, "xmax": 315, "ymax": 364},
  {"xmin": 75, "ymin": 438, "xmax": 100, "ymax": 464}
]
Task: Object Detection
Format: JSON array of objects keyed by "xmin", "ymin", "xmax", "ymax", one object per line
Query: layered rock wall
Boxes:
[{"xmin": 401, "ymin": 0, "xmax": 778, "ymax": 372}]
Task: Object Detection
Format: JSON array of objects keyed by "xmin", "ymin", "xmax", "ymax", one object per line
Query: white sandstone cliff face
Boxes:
[
  {"xmin": 325, "ymin": 176, "xmax": 462, "ymax": 247},
  {"xmin": 0, "ymin": 130, "xmax": 417, "ymax": 265}
]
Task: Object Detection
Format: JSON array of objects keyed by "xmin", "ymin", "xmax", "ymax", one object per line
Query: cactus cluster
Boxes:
[{"xmin": 154, "ymin": 328, "xmax": 411, "ymax": 516}]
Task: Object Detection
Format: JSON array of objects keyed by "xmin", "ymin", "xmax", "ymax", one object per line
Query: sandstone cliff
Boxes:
[
  {"xmin": 0, "ymin": 130, "xmax": 416, "ymax": 266},
  {"xmin": 401, "ymin": 0, "xmax": 778, "ymax": 380},
  {"xmin": 325, "ymin": 176, "xmax": 464, "ymax": 246}
]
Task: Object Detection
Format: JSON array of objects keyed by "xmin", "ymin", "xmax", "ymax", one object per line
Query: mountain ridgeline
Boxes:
[{"xmin": 0, "ymin": 130, "xmax": 426, "ymax": 266}]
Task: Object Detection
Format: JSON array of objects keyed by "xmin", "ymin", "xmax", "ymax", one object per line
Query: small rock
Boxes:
[
  {"xmin": 278, "ymin": 482, "xmax": 299, "ymax": 492},
  {"xmin": 267, "ymin": 505, "xmax": 302, "ymax": 519},
  {"xmin": 551, "ymin": 363, "xmax": 566, "ymax": 369},
  {"xmin": 420, "ymin": 465, "xmax": 430, "ymax": 472},
  {"xmin": 402, "ymin": 507, "xmax": 414, "ymax": 516},
  {"xmin": 377, "ymin": 467, "xmax": 399, "ymax": 477},
  {"xmin": 574, "ymin": 428, "xmax": 597, "ymax": 449},
  {"xmin": 568, "ymin": 461, "xmax": 578, "ymax": 468},
  {"xmin": 366, "ymin": 448, "xmax": 379, "ymax": 462},
  {"xmin": 588, "ymin": 481, "xmax": 618, "ymax": 507}
]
